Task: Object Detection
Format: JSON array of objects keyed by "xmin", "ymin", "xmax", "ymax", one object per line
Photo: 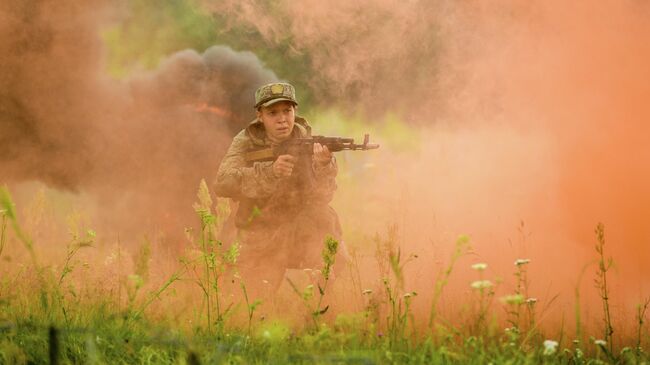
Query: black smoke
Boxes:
[{"xmin": 0, "ymin": 0, "xmax": 277, "ymax": 241}]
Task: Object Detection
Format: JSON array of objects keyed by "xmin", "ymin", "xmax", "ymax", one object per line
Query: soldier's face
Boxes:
[{"xmin": 257, "ymin": 101, "xmax": 296, "ymax": 143}]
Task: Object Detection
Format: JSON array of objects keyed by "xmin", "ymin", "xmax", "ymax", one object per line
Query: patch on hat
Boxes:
[{"xmin": 271, "ymin": 84, "xmax": 284, "ymax": 94}]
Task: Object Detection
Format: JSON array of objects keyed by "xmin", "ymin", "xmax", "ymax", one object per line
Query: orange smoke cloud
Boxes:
[
  {"xmin": 409, "ymin": 0, "xmax": 650, "ymax": 335},
  {"xmin": 438, "ymin": 0, "xmax": 650, "ymax": 284},
  {"xmin": 207, "ymin": 0, "xmax": 650, "ymax": 336}
]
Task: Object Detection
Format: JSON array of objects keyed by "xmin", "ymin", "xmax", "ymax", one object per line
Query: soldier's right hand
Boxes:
[{"xmin": 272, "ymin": 154, "xmax": 296, "ymax": 177}]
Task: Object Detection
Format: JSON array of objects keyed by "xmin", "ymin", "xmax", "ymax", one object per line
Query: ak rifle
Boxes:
[{"xmin": 244, "ymin": 134, "xmax": 380, "ymax": 162}]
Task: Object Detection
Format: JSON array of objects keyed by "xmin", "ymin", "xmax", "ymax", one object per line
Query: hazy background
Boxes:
[{"xmin": 1, "ymin": 0, "xmax": 649, "ymax": 338}]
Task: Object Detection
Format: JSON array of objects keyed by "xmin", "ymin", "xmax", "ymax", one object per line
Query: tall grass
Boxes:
[
  {"xmin": 287, "ymin": 236, "xmax": 339, "ymax": 329},
  {"xmin": 185, "ymin": 179, "xmax": 239, "ymax": 334},
  {"xmin": 428, "ymin": 234, "xmax": 470, "ymax": 329},
  {"xmin": 637, "ymin": 297, "xmax": 650, "ymax": 354},
  {"xmin": 370, "ymin": 224, "xmax": 419, "ymax": 349},
  {"xmin": 0, "ymin": 207, "xmax": 7, "ymax": 258},
  {"xmin": 594, "ymin": 222, "xmax": 614, "ymax": 353},
  {"xmin": 0, "ymin": 185, "xmax": 649, "ymax": 364}
]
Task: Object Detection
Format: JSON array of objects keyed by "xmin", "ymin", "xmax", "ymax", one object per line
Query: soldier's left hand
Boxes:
[{"xmin": 313, "ymin": 143, "xmax": 332, "ymax": 165}]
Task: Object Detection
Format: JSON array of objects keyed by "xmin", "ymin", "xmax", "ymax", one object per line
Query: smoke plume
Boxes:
[{"xmin": 0, "ymin": 0, "xmax": 277, "ymax": 240}]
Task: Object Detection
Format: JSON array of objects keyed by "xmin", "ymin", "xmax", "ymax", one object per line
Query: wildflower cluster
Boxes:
[{"xmin": 470, "ymin": 280, "xmax": 493, "ymax": 290}]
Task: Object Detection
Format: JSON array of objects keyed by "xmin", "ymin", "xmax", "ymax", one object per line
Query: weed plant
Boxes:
[
  {"xmin": 594, "ymin": 222, "xmax": 614, "ymax": 353},
  {"xmin": 287, "ymin": 236, "xmax": 339, "ymax": 329}
]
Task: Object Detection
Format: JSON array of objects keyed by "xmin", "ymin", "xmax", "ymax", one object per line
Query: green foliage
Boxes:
[
  {"xmin": 186, "ymin": 179, "xmax": 240, "ymax": 334},
  {"xmin": 0, "ymin": 187, "xmax": 34, "ymax": 257},
  {"xmin": 373, "ymin": 225, "xmax": 419, "ymax": 350},
  {"xmin": 56, "ymin": 224, "xmax": 95, "ymax": 324},
  {"xmin": 288, "ymin": 236, "xmax": 340, "ymax": 329},
  {"xmin": 0, "ymin": 186, "xmax": 17, "ymax": 220},
  {"xmin": 321, "ymin": 237, "xmax": 338, "ymax": 281},
  {"xmin": 102, "ymin": 0, "xmax": 219, "ymax": 77},
  {"xmin": 102, "ymin": 0, "xmax": 318, "ymax": 108},
  {"xmin": 0, "ymin": 207, "xmax": 7, "ymax": 258},
  {"xmin": 305, "ymin": 108, "xmax": 420, "ymax": 153}
]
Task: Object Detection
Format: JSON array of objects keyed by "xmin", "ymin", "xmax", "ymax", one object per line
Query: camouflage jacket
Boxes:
[{"xmin": 214, "ymin": 117, "xmax": 338, "ymax": 229}]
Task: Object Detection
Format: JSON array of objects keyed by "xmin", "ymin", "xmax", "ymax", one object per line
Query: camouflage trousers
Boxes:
[{"xmin": 235, "ymin": 204, "xmax": 346, "ymax": 293}]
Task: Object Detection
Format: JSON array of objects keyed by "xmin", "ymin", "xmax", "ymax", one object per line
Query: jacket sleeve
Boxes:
[
  {"xmin": 214, "ymin": 132, "xmax": 279, "ymax": 199},
  {"xmin": 309, "ymin": 156, "xmax": 338, "ymax": 203}
]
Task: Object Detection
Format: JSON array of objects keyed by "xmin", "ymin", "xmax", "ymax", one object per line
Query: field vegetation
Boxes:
[{"xmin": 1, "ymin": 179, "xmax": 648, "ymax": 364}]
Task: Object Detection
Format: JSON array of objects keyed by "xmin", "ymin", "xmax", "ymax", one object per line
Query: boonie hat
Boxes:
[{"xmin": 255, "ymin": 82, "xmax": 298, "ymax": 108}]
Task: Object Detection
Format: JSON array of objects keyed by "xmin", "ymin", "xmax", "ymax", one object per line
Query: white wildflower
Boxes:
[
  {"xmin": 526, "ymin": 297, "xmax": 538, "ymax": 304},
  {"xmin": 514, "ymin": 259, "xmax": 531, "ymax": 266},
  {"xmin": 262, "ymin": 279, "xmax": 269, "ymax": 284},
  {"xmin": 403, "ymin": 291, "xmax": 417, "ymax": 298},
  {"xmin": 505, "ymin": 326, "xmax": 520, "ymax": 334},
  {"xmin": 500, "ymin": 294, "xmax": 524, "ymax": 305},
  {"xmin": 470, "ymin": 280, "xmax": 493, "ymax": 290},
  {"xmin": 543, "ymin": 340, "xmax": 558, "ymax": 355},
  {"xmin": 594, "ymin": 339, "xmax": 607, "ymax": 347},
  {"xmin": 471, "ymin": 263, "xmax": 488, "ymax": 271}
]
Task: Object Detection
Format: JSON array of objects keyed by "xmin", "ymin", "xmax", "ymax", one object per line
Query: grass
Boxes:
[
  {"xmin": 287, "ymin": 236, "xmax": 339, "ymax": 329},
  {"xmin": 594, "ymin": 222, "xmax": 614, "ymax": 353},
  {"xmin": 0, "ymin": 184, "xmax": 649, "ymax": 364}
]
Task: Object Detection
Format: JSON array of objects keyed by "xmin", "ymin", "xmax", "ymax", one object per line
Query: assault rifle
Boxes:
[{"xmin": 244, "ymin": 134, "xmax": 380, "ymax": 162}]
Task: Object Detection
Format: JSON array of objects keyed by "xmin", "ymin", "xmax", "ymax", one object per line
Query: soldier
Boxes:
[{"xmin": 214, "ymin": 82, "xmax": 343, "ymax": 299}]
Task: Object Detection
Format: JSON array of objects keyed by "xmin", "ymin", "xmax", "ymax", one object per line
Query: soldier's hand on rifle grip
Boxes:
[
  {"xmin": 272, "ymin": 154, "xmax": 296, "ymax": 177},
  {"xmin": 313, "ymin": 143, "xmax": 332, "ymax": 166}
]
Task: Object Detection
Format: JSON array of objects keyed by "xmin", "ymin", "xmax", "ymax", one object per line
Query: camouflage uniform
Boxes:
[{"xmin": 214, "ymin": 115, "xmax": 342, "ymax": 288}]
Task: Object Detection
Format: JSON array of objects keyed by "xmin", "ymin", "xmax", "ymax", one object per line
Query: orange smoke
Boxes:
[
  {"xmin": 408, "ymin": 0, "xmax": 650, "ymax": 336},
  {"xmin": 208, "ymin": 0, "xmax": 650, "ymax": 337},
  {"xmin": 440, "ymin": 0, "xmax": 650, "ymax": 284}
]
